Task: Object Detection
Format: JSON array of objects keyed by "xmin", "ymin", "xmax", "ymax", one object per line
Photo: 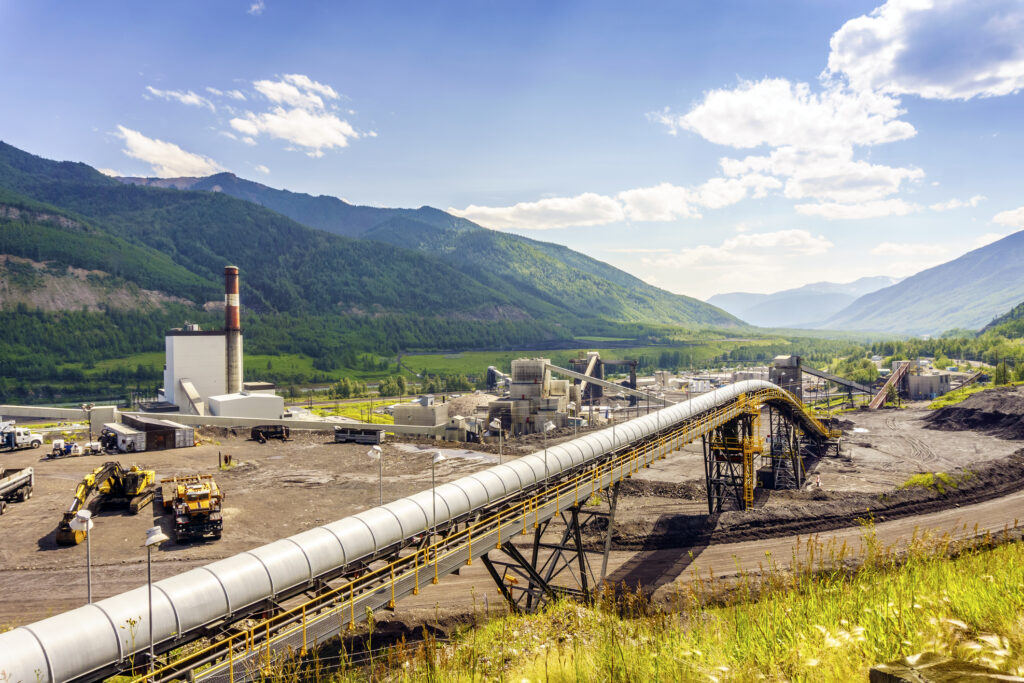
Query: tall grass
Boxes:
[{"xmin": 345, "ymin": 527, "xmax": 1024, "ymax": 682}]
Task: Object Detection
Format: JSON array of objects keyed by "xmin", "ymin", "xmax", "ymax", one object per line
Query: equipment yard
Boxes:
[{"xmin": 1, "ymin": 392, "xmax": 1023, "ymax": 632}]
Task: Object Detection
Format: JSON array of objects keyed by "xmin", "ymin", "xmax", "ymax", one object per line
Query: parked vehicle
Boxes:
[
  {"xmin": 0, "ymin": 467, "xmax": 34, "ymax": 515},
  {"xmin": 0, "ymin": 421, "xmax": 43, "ymax": 451}
]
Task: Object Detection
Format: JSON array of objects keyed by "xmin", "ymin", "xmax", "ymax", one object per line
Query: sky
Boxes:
[{"xmin": 1, "ymin": 0, "xmax": 1023, "ymax": 300}]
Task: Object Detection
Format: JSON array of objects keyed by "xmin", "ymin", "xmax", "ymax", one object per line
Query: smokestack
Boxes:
[{"xmin": 224, "ymin": 265, "xmax": 243, "ymax": 394}]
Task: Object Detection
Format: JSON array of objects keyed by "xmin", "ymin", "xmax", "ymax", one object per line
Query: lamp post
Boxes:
[
  {"xmin": 69, "ymin": 510, "xmax": 94, "ymax": 603},
  {"xmin": 367, "ymin": 445, "xmax": 383, "ymax": 505},
  {"xmin": 144, "ymin": 526, "xmax": 169, "ymax": 680},
  {"xmin": 542, "ymin": 420, "xmax": 555, "ymax": 478},
  {"xmin": 489, "ymin": 419, "xmax": 503, "ymax": 464},
  {"xmin": 80, "ymin": 402, "xmax": 94, "ymax": 444},
  {"xmin": 431, "ymin": 451, "xmax": 446, "ymax": 545}
]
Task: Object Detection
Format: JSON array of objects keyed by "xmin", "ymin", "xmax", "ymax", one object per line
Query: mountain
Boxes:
[
  {"xmin": 821, "ymin": 232, "xmax": 1024, "ymax": 334},
  {"xmin": 1, "ymin": 142, "xmax": 736, "ymax": 333},
  {"xmin": 980, "ymin": 300, "xmax": 1024, "ymax": 338},
  {"xmin": 117, "ymin": 171, "xmax": 736, "ymax": 328},
  {"xmin": 707, "ymin": 276, "xmax": 900, "ymax": 328}
]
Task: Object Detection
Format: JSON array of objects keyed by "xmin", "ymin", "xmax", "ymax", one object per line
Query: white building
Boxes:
[
  {"xmin": 163, "ymin": 324, "xmax": 226, "ymax": 415},
  {"xmin": 207, "ymin": 392, "xmax": 284, "ymax": 419}
]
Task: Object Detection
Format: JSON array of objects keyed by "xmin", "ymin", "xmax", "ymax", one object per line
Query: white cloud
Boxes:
[
  {"xmin": 450, "ymin": 193, "xmax": 625, "ymax": 230},
  {"xmin": 651, "ymin": 78, "xmax": 915, "ymax": 149},
  {"xmin": 254, "ymin": 164, "xmax": 270, "ymax": 174},
  {"xmin": 115, "ymin": 125, "xmax": 223, "ymax": 178},
  {"xmin": 651, "ymin": 76, "xmax": 924, "ymax": 217},
  {"xmin": 207, "ymin": 87, "xmax": 247, "ymax": 101},
  {"xmin": 145, "ymin": 86, "xmax": 215, "ymax": 111},
  {"xmin": 616, "ymin": 183, "xmax": 699, "ymax": 222},
  {"xmin": 232, "ymin": 74, "xmax": 360, "ymax": 156},
  {"xmin": 722, "ymin": 145, "xmax": 922, "ymax": 204},
  {"xmin": 449, "ymin": 174, "xmax": 777, "ymax": 230},
  {"xmin": 230, "ymin": 106, "xmax": 358, "ymax": 156},
  {"xmin": 97, "ymin": 168, "xmax": 122, "ymax": 177},
  {"xmin": 993, "ymin": 206, "xmax": 1024, "ymax": 228},
  {"xmin": 282, "ymin": 73, "xmax": 339, "ymax": 100},
  {"xmin": 827, "ymin": 0, "xmax": 1024, "ymax": 100},
  {"xmin": 650, "ymin": 229, "xmax": 833, "ymax": 269},
  {"xmin": 930, "ymin": 195, "xmax": 987, "ymax": 211},
  {"xmin": 248, "ymin": 0, "xmax": 265, "ymax": 15},
  {"xmin": 795, "ymin": 198, "xmax": 920, "ymax": 220},
  {"xmin": 253, "ymin": 79, "xmax": 326, "ymax": 111},
  {"xmin": 605, "ymin": 248, "xmax": 672, "ymax": 254}
]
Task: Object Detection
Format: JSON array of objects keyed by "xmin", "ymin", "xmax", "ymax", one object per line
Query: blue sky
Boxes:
[{"xmin": 2, "ymin": 0, "xmax": 1023, "ymax": 299}]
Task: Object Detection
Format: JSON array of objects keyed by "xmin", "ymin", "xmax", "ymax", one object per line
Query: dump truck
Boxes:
[
  {"xmin": 55, "ymin": 462, "xmax": 158, "ymax": 545},
  {"xmin": 0, "ymin": 467, "xmax": 34, "ymax": 515},
  {"xmin": 162, "ymin": 475, "xmax": 223, "ymax": 541},
  {"xmin": 0, "ymin": 421, "xmax": 43, "ymax": 451}
]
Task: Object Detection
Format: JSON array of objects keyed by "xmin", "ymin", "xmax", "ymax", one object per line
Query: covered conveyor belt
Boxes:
[
  {"xmin": 0, "ymin": 381, "xmax": 837, "ymax": 683},
  {"xmin": 869, "ymin": 362, "xmax": 911, "ymax": 409},
  {"xmin": 546, "ymin": 363, "xmax": 673, "ymax": 405},
  {"xmin": 800, "ymin": 365, "xmax": 873, "ymax": 394}
]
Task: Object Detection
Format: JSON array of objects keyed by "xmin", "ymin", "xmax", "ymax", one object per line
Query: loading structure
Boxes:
[{"xmin": 0, "ymin": 380, "xmax": 839, "ymax": 683}]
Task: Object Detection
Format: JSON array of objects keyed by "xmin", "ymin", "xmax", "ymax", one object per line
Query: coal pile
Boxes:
[{"xmin": 925, "ymin": 386, "xmax": 1024, "ymax": 439}]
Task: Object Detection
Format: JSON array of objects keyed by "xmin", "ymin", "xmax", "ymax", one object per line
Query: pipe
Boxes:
[
  {"xmin": 224, "ymin": 266, "xmax": 242, "ymax": 395},
  {"xmin": 0, "ymin": 381, "xmax": 827, "ymax": 682}
]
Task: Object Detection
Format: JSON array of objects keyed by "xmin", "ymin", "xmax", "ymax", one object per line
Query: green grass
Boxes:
[
  {"xmin": 926, "ymin": 381, "xmax": 1024, "ymax": 410},
  {"xmin": 310, "ymin": 401, "xmax": 394, "ymax": 424},
  {"xmin": 375, "ymin": 531, "xmax": 1024, "ymax": 682},
  {"xmin": 900, "ymin": 472, "xmax": 961, "ymax": 494}
]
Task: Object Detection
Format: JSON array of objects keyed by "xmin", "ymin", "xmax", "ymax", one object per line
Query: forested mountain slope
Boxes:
[{"xmin": 119, "ymin": 171, "xmax": 737, "ymax": 327}]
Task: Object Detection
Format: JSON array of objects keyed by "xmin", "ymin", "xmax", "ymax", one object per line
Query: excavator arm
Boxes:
[{"xmin": 56, "ymin": 462, "xmax": 126, "ymax": 545}]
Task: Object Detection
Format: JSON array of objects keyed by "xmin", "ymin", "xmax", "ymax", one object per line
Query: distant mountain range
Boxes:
[
  {"xmin": 820, "ymin": 231, "xmax": 1024, "ymax": 335},
  {"xmin": 0, "ymin": 142, "xmax": 737, "ymax": 335},
  {"xmin": 707, "ymin": 276, "xmax": 900, "ymax": 328}
]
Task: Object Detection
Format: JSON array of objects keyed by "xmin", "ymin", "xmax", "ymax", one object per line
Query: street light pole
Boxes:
[
  {"xmin": 367, "ymin": 445, "xmax": 383, "ymax": 505},
  {"xmin": 542, "ymin": 420, "xmax": 555, "ymax": 478},
  {"xmin": 431, "ymin": 451, "xmax": 445, "ymax": 546},
  {"xmin": 70, "ymin": 510, "xmax": 94, "ymax": 604},
  {"xmin": 144, "ymin": 526, "xmax": 169, "ymax": 680},
  {"xmin": 489, "ymin": 419, "xmax": 503, "ymax": 464}
]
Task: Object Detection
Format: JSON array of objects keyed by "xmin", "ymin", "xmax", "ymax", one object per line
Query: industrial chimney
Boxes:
[{"xmin": 224, "ymin": 265, "xmax": 243, "ymax": 394}]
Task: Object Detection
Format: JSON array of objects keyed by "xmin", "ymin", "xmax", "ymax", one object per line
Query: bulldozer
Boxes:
[
  {"xmin": 56, "ymin": 462, "xmax": 157, "ymax": 545},
  {"xmin": 162, "ymin": 475, "xmax": 223, "ymax": 542}
]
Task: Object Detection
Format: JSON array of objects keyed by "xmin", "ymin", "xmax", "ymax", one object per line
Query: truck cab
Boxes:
[{"xmin": 1, "ymin": 422, "xmax": 43, "ymax": 451}]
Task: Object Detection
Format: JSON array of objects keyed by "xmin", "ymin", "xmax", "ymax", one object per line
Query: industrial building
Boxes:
[
  {"xmin": 155, "ymin": 266, "xmax": 283, "ymax": 420},
  {"xmin": 487, "ymin": 359, "xmax": 574, "ymax": 435},
  {"xmin": 393, "ymin": 395, "xmax": 449, "ymax": 428}
]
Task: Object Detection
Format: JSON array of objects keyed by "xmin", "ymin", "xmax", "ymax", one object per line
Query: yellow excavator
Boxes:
[{"xmin": 56, "ymin": 462, "xmax": 157, "ymax": 545}]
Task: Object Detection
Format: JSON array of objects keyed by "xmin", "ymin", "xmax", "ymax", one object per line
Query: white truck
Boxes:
[{"xmin": 0, "ymin": 421, "xmax": 43, "ymax": 451}]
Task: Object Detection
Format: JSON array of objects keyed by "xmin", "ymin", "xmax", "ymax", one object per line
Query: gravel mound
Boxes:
[{"xmin": 925, "ymin": 386, "xmax": 1024, "ymax": 439}]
